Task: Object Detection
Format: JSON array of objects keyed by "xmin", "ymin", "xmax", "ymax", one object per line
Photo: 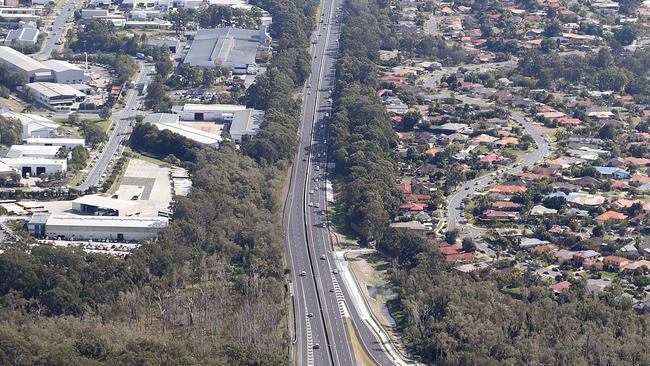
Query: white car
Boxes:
[{"xmin": 309, "ymin": 190, "xmax": 314, "ymax": 194}]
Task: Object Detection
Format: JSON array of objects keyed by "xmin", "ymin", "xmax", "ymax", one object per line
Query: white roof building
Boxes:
[
  {"xmin": 4, "ymin": 26, "xmax": 40, "ymax": 46},
  {"xmin": 25, "ymin": 82, "xmax": 86, "ymax": 110},
  {"xmin": 72, "ymin": 194, "xmax": 142, "ymax": 216},
  {"xmin": 0, "ymin": 45, "xmax": 52, "ymax": 83},
  {"xmin": 23, "ymin": 137, "xmax": 85, "ymax": 148},
  {"xmin": 1, "ymin": 111, "xmax": 59, "ymax": 139},
  {"xmin": 6, "ymin": 144, "xmax": 60, "ymax": 159},
  {"xmin": 229, "ymin": 108, "xmax": 263, "ymax": 142},
  {"xmin": 43, "ymin": 214, "xmax": 169, "ymax": 241},
  {"xmin": 0, "ymin": 157, "xmax": 66, "ymax": 177},
  {"xmin": 152, "ymin": 121, "xmax": 222, "ymax": 147},
  {"xmin": 42, "ymin": 59, "xmax": 90, "ymax": 84}
]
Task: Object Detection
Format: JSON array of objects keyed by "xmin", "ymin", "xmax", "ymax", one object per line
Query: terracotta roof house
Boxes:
[
  {"xmin": 397, "ymin": 182, "xmax": 412, "ymax": 194},
  {"xmin": 595, "ymin": 211, "xmax": 628, "ymax": 222},
  {"xmin": 483, "ymin": 209, "xmax": 518, "ymax": 220},
  {"xmin": 573, "ymin": 250, "xmax": 600, "ymax": 268},
  {"xmin": 489, "ymin": 184, "xmax": 527, "ymax": 194},
  {"xmin": 625, "ymin": 157, "xmax": 650, "ymax": 166},
  {"xmin": 492, "ymin": 201, "xmax": 523, "ymax": 210},
  {"xmin": 549, "ymin": 281, "xmax": 572, "ymax": 294},
  {"xmin": 495, "ymin": 136, "xmax": 519, "ymax": 145},
  {"xmin": 603, "ymin": 255, "xmax": 629, "ymax": 271}
]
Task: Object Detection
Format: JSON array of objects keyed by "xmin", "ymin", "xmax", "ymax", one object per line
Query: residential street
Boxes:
[{"xmin": 445, "ymin": 110, "xmax": 552, "ymax": 250}]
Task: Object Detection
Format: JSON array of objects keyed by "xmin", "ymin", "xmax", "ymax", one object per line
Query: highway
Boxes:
[
  {"xmin": 285, "ymin": 0, "xmax": 405, "ymax": 364},
  {"xmin": 77, "ymin": 62, "xmax": 154, "ymax": 191},
  {"xmin": 35, "ymin": 0, "xmax": 78, "ymax": 60},
  {"xmin": 445, "ymin": 110, "xmax": 552, "ymax": 245}
]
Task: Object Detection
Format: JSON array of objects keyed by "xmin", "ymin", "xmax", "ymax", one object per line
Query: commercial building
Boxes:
[
  {"xmin": 171, "ymin": 103, "xmax": 246, "ymax": 121},
  {"xmin": 0, "ymin": 7, "xmax": 41, "ymax": 24},
  {"xmin": 42, "ymin": 60, "xmax": 90, "ymax": 84},
  {"xmin": 170, "ymin": 104, "xmax": 264, "ymax": 142},
  {"xmin": 25, "ymin": 82, "xmax": 86, "ymax": 110},
  {"xmin": 23, "ymin": 137, "xmax": 85, "ymax": 148},
  {"xmin": 153, "ymin": 123, "xmax": 222, "ymax": 147},
  {"xmin": 0, "ymin": 45, "xmax": 52, "ymax": 83},
  {"xmin": 229, "ymin": 108, "xmax": 263, "ymax": 142},
  {"xmin": 0, "ymin": 111, "xmax": 59, "ymax": 139},
  {"xmin": 36, "ymin": 214, "xmax": 169, "ymax": 241},
  {"xmin": 72, "ymin": 194, "xmax": 142, "ymax": 216},
  {"xmin": 6, "ymin": 144, "xmax": 60, "ymax": 159},
  {"xmin": 23, "ymin": 137, "xmax": 86, "ymax": 150},
  {"xmin": 0, "ymin": 156, "xmax": 66, "ymax": 177},
  {"xmin": 183, "ymin": 26, "xmax": 271, "ymax": 74},
  {"xmin": 4, "ymin": 25, "xmax": 40, "ymax": 46}
]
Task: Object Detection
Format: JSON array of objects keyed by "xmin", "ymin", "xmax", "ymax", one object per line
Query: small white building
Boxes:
[
  {"xmin": 42, "ymin": 60, "xmax": 90, "ymax": 84},
  {"xmin": 23, "ymin": 137, "xmax": 85, "ymax": 148},
  {"xmin": 25, "ymin": 82, "xmax": 86, "ymax": 110},
  {"xmin": 1, "ymin": 111, "xmax": 59, "ymax": 139},
  {"xmin": 42, "ymin": 214, "xmax": 169, "ymax": 241},
  {"xmin": 0, "ymin": 156, "xmax": 66, "ymax": 177},
  {"xmin": 6, "ymin": 144, "xmax": 60, "ymax": 159},
  {"xmin": 228, "ymin": 108, "xmax": 263, "ymax": 142}
]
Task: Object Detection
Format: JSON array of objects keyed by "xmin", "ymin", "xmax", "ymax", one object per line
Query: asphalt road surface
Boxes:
[
  {"xmin": 446, "ymin": 111, "xmax": 552, "ymax": 245},
  {"xmin": 285, "ymin": 0, "xmax": 404, "ymax": 364},
  {"xmin": 77, "ymin": 62, "xmax": 154, "ymax": 191},
  {"xmin": 36, "ymin": 0, "xmax": 78, "ymax": 60}
]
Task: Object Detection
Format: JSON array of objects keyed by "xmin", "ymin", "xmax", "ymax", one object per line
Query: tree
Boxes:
[
  {"xmin": 99, "ymin": 107, "xmax": 112, "ymax": 120},
  {"xmin": 615, "ymin": 25, "xmax": 638, "ymax": 46},
  {"xmin": 445, "ymin": 229, "xmax": 459, "ymax": 244},
  {"xmin": 401, "ymin": 110, "xmax": 421, "ymax": 131},
  {"xmin": 155, "ymin": 53, "xmax": 174, "ymax": 79},
  {"xmin": 0, "ymin": 115, "xmax": 22, "ymax": 145},
  {"xmin": 81, "ymin": 122, "xmax": 106, "ymax": 146},
  {"xmin": 462, "ymin": 237, "xmax": 476, "ymax": 252},
  {"xmin": 67, "ymin": 113, "xmax": 80, "ymax": 125}
]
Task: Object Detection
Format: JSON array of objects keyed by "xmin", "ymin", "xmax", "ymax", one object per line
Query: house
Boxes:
[
  {"xmin": 603, "ymin": 255, "xmax": 629, "ymax": 271},
  {"xmin": 573, "ymin": 250, "xmax": 600, "ymax": 268},
  {"xmin": 594, "ymin": 166, "xmax": 630, "ymax": 179},
  {"xmin": 595, "ymin": 211, "xmax": 628, "ymax": 222},
  {"xmin": 483, "ymin": 209, "xmax": 518, "ymax": 220},
  {"xmin": 549, "ymin": 281, "xmax": 572, "ymax": 294},
  {"xmin": 530, "ymin": 205, "xmax": 557, "ymax": 216},
  {"xmin": 489, "ymin": 184, "xmax": 527, "ymax": 194}
]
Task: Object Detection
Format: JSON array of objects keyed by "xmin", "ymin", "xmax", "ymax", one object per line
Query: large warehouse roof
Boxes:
[
  {"xmin": 46, "ymin": 215, "xmax": 169, "ymax": 229},
  {"xmin": 0, "ymin": 45, "xmax": 49, "ymax": 72},
  {"xmin": 26, "ymin": 82, "xmax": 86, "ymax": 98},
  {"xmin": 73, "ymin": 194, "xmax": 142, "ymax": 216},
  {"xmin": 42, "ymin": 59, "xmax": 84, "ymax": 73},
  {"xmin": 183, "ymin": 28, "xmax": 263, "ymax": 69},
  {"xmin": 172, "ymin": 103, "xmax": 247, "ymax": 113},
  {"xmin": 153, "ymin": 122, "xmax": 222, "ymax": 146},
  {"xmin": 230, "ymin": 108, "xmax": 263, "ymax": 136}
]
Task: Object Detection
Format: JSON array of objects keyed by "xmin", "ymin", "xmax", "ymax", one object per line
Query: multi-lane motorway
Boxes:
[
  {"xmin": 77, "ymin": 62, "xmax": 154, "ymax": 190},
  {"xmin": 285, "ymin": 0, "xmax": 407, "ymax": 365},
  {"xmin": 446, "ymin": 110, "xmax": 552, "ymax": 243}
]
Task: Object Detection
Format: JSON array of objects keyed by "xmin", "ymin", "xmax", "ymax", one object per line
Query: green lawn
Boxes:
[
  {"xmin": 599, "ymin": 271, "xmax": 618, "ymax": 281},
  {"xmin": 123, "ymin": 147, "xmax": 171, "ymax": 167},
  {"xmin": 327, "ymin": 199, "xmax": 359, "ymax": 247},
  {"xmin": 0, "ymin": 97, "xmax": 25, "ymax": 112}
]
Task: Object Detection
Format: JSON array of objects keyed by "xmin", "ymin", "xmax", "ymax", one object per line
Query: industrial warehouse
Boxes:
[
  {"xmin": 28, "ymin": 213, "xmax": 169, "ymax": 242},
  {"xmin": 182, "ymin": 26, "xmax": 271, "ymax": 74}
]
